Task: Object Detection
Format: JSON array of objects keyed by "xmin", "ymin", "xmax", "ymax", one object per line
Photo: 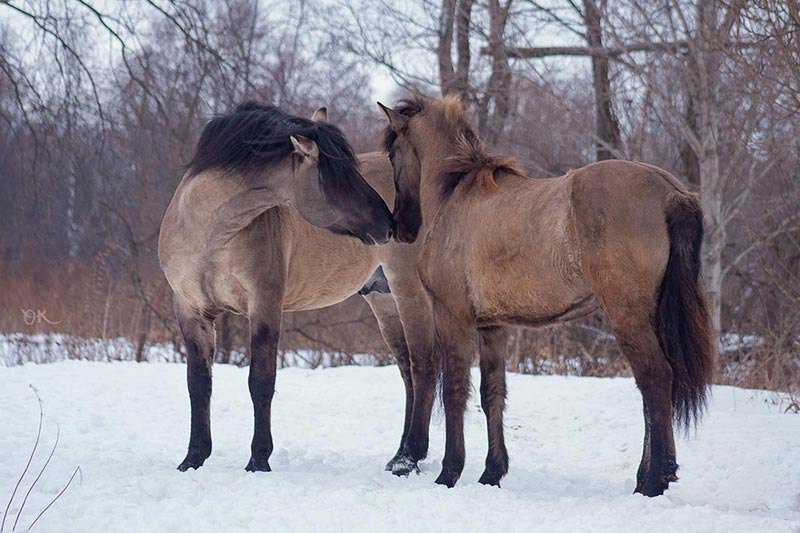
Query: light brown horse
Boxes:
[
  {"xmin": 159, "ymin": 102, "xmax": 439, "ymax": 474},
  {"xmin": 379, "ymin": 95, "xmax": 715, "ymax": 496}
]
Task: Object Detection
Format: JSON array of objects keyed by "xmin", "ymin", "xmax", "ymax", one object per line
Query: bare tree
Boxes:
[
  {"xmin": 483, "ymin": 0, "xmax": 623, "ymax": 158},
  {"xmin": 582, "ymin": 0, "xmax": 621, "ymax": 160}
]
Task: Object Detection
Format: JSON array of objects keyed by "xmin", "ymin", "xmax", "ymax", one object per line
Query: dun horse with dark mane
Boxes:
[
  {"xmin": 379, "ymin": 95, "xmax": 715, "ymax": 496},
  {"xmin": 159, "ymin": 103, "xmax": 397, "ymax": 472},
  {"xmin": 159, "ymin": 103, "xmax": 441, "ymax": 475}
]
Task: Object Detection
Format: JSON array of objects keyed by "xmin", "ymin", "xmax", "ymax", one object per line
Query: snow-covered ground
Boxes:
[{"xmin": 1, "ymin": 362, "xmax": 798, "ymax": 533}]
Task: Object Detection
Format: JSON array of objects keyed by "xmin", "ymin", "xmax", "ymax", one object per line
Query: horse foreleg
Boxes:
[
  {"xmin": 175, "ymin": 299, "xmax": 216, "ymax": 471},
  {"xmin": 246, "ymin": 302, "xmax": 282, "ymax": 472},
  {"xmin": 387, "ymin": 288, "xmax": 436, "ymax": 476},
  {"xmin": 433, "ymin": 305, "xmax": 475, "ymax": 488},
  {"xmin": 477, "ymin": 326, "xmax": 510, "ymax": 487}
]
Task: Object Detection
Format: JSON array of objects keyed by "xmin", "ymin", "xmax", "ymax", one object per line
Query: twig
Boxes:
[
  {"xmin": 26, "ymin": 467, "xmax": 82, "ymax": 532},
  {"xmin": 1, "ymin": 386, "xmax": 43, "ymax": 533},
  {"xmin": 12, "ymin": 425, "xmax": 60, "ymax": 531}
]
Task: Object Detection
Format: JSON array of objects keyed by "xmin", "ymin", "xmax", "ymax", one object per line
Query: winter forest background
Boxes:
[{"xmin": 0, "ymin": 0, "xmax": 798, "ymax": 399}]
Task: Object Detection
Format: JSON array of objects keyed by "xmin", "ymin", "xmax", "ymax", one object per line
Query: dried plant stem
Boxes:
[
  {"xmin": 12, "ymin": 426, "xmax": 60, "ymax": 531},
  {"xmin": 26, "ymin": 466, "xmax": 82, "ymax": 532},
  {"xmin": 1, "ymin": 386, "xmax": 43, "ymax": 533}
]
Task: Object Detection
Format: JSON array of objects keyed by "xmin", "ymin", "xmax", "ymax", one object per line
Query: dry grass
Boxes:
[{"xmin": 2, "ymin": 266, "xmax": 798, "ymax": 399}]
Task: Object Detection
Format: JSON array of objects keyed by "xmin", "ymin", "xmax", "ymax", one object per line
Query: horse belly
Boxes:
[
  {"xmin": 468, "ymin": 216, "xmax": 591, "ymax": 327},
  {"xmin": 471, "ymin": 262, "xmax": 590, "ymax": 327},
  {"xmin": 282, "ymin": 225, "xmax": 378, "ymax": 311}
]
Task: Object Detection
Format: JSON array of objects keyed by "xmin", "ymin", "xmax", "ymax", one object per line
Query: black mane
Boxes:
[{"xmin": 186, "ymin": 101, "xmax": 362, "ymax": 199}]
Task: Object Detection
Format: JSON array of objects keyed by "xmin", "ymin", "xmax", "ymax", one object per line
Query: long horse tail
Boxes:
[{"xmin": 655, "ymin": 193, "xmax": 716, "ymax": 431}]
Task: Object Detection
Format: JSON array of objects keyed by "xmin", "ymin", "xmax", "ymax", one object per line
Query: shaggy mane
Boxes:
[
  {"xmin": 185, "ymin": 101, "xmax": 364, "ymax": 203},
  {"xmin": 439, "ymin": 132, "xmax": 525, "ymax": 199},
  {"xmin": 382, "ymin": 95, "xmax": 524, "ymax": 200}
]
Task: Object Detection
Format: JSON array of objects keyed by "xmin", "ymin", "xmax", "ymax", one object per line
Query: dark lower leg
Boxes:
[
  {"xmin": 246, "ymin": 319, "xmax": 280, "ymax": 472},
  {"xmin": 386, "ymin": 347, "xmax": 414, "ymax": 470},
  {"xmin": 391, "ymin": 354, "xmax": 437, "ymax": 475},
  {"xmin": 636, "ymin": 397, "xmax": 652, "ymax": 489},
  {"xmin": 382, "ymin": 287, "xmax": 437, "ymax": 476},
  {"xmin": 626, "ymin": 344, "xmax": 677, "ymax": 496},
  {"xmin": 177, "ymin": 309, "xmax": 215, "ymax": 471},
  {"xmin": 477, "ymin": 327, "xmax": 509, "ymax": 486},
  {"xmin": 435, "ymin": 352, "xmax": 471, "ymax": 488},
  {"xmin": 362, "ymin": 292, "xmax": 421, "ymax": 472},
  {"xmin": 636, "ymin": 374, "xmax": 678, "ymax": 496}
]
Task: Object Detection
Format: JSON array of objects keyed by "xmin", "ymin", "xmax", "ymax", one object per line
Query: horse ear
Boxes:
[
  {"xmin": 311, "ymin": 107, "xmax": 328, "ymax": 123},
  {"xmin": 290, "ymin": 135, "xmax": 318, "ymax": 159},
  {"xmin": 377, "ymin": 102, "xmax": 409, "ymax": 131}
]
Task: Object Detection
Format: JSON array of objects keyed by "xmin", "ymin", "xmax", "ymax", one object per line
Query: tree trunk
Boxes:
[
  {"xmin": 454, "ymin": 0, "xmax": 474, "ymax": 96},
  {"xmin": 680, "ymin": 75, "xmax": 701, "ymax": 188},
  {"xmin": 135, "ymin": 304, "xmax": 150, "ymax": 363},
  {"xmin": 699, "ymin": 148, "xmax": 724, "ymax": 336},
  {"xmin": 694, "ymin": 0, "xmax": 736, "ymax": 339},
  {"xmin": 438, "ymin": 0, "xmax": 475, "ymax": 97},
  {"xmin": 437, "ymin": 0, "xmax": 457, "ymax": 94},
  {"xmin": 479, "ymin": 0, "xmax": 512, "ymax": 144},
  {"xmin": 511, "ymin": 328, "xmax": 523, "ymax": 372},
  {"xmin": 583, "ymin": 0, "xmax": 622, "ymax": 160}
]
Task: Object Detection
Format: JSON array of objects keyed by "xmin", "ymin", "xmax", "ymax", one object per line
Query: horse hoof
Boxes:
[
  {"xmin": 434, "ymin": 470, "xmax": 460, "ymax": 488},
  {"xmin": 390, "ymin": 455, "xmax": 420, "ymax": 477},
  {"xmin": 634, "ymin": 484, "xmax": 666, "ymax": 497},
  {"xmin": 245, "ymin": 456, "xmax": 272, "ymax": 472},
  {"xmin": 385, "ymin": 452, "xmax": 414, "ymax": 472},
  {"xmin": 477, "ymin": 470, "xmax": 502, "ymax": 487},
  {"xmin": 177, "ymin": 454, "xmax": 207, "ymax": 471},
  {"xmin": 634, "ymin": 477, "xmax": 672, "ymax": 497},
  {"xmin": 634, "ymin": 463, "xmax": 678, "ymax": 496}
]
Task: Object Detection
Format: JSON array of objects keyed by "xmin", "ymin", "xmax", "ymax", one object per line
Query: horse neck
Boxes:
[
  {"xmin": 240, "ymin": 159, "xmax": 293, "ymax": 201},
  {"xmin": 418, "ymin": 145, "xmax": 456, "ymax": 228}
]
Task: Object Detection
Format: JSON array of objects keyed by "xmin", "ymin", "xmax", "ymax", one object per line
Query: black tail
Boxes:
[{"xmin": 656, "ymin": 193, "xmax": 716, "ymax": 431}]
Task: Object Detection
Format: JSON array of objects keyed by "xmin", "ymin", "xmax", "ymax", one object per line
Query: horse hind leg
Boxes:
[
  {"xmin": 612, "ymin": 315, "xmax": 678, "ymax": 496},
  {"xmin": 595, "ymin": 194, "xmax": 713, "ymax": 496},
  {"xmin": 477, "ymin": 326, "xmax": 510, "ymax": 487},
  {"xmin": 361, "ymin": 289, "xmax": 414, "ymax": 472},
  {"xmin": 175, "ymin": 299, "xmax": 217, "ymax": 471},
  {"xmin": 383, "ymin": 282, "xmax": 437, "ymax": 477}
]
